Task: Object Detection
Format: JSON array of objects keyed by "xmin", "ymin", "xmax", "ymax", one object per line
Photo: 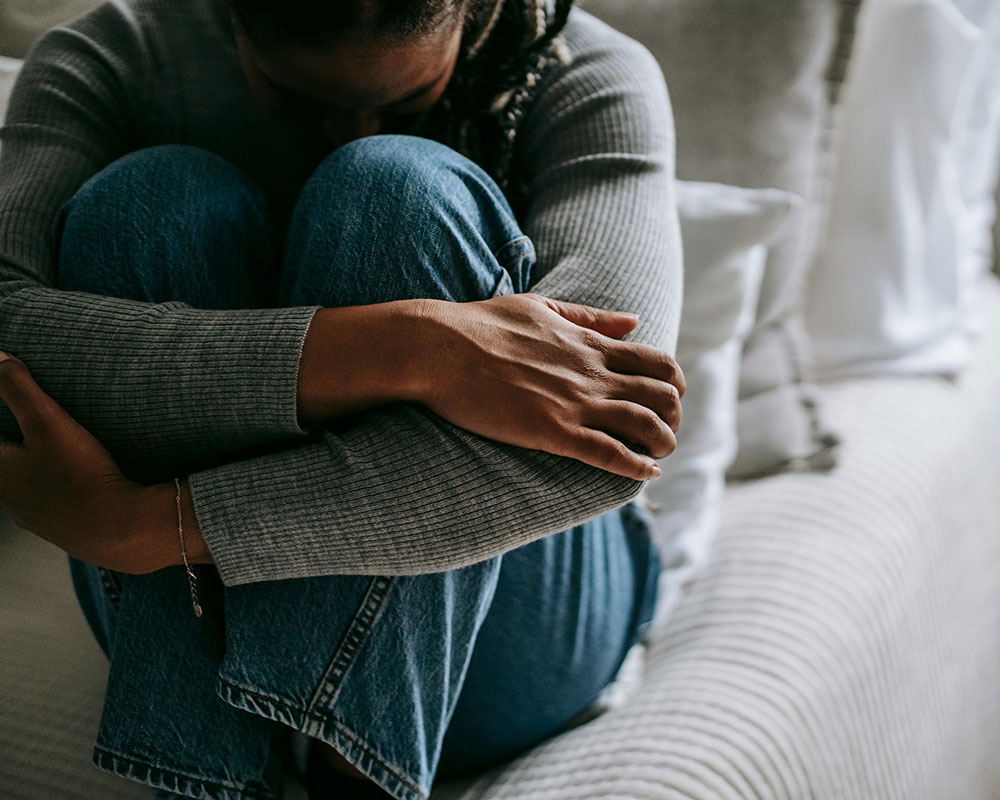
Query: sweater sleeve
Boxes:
[
  {"xmin": 0, "ymin": 9, "xmax": 319, "ymax": 478},
  {"xmin": 186, "ymin": 19, "xmax": 683, "ymax": 585}
]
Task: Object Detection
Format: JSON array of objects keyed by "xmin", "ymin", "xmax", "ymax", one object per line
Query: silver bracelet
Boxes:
[{"xmin": 175, "ymin": 477, "xmax": 203, "ymax": 618}]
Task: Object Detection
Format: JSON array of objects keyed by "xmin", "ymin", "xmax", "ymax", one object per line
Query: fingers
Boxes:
[
  {"xmin": 605, "ymin": 342, "xmax": 686, "ymax": 397},
  {"xmin": 586, "ymin": 400, "xmax": 676, "ymax": 461},
  {"xmin": 540, "ymin": 296, "xmax": 640, "ymax": 340},
  {"xmin": 0, "ymin": 353, "xmax": 62, "ymax": 442},
  {"xmin": 569, "ymin": 427, "xmax": 663, "ymax": 481},
  {"xmin": 606, "ymin": 374, "xmax": 682, "ymax": 431}
]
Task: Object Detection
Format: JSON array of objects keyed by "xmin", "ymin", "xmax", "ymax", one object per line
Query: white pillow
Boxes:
[
  {"xmin": 806, "ymin": 0, "xmax": 991, "ymax": 379},
  {"xmin": 640, "ymin": 181, "xmax": 797, "ymax": 623}
]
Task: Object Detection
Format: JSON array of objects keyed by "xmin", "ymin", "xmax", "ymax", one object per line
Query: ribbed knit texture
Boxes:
[{"xmin": 0, "ymin": 0, "xmax": 681, "ymax": 585}]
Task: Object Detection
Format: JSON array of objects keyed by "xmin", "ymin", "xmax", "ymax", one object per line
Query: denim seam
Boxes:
[
  {"xmin": 310, "ymin": 575, "xmax": 396, "ymax": 711},
  {"xmin": 216, "ymin": 679, "xmax": 426, "ymax": 800},
  {"xmin": 214, "ymin": 576, "xmax": 423, "ymax": 799},
  {"xmin": 213, "ymin": 579, "xmax": 395, "ymax": 726},
  {"xmin": 93, "ymin": 744, "xmax": 276, "ymax": 800}
]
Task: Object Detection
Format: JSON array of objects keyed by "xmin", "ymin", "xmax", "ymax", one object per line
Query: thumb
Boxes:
[
  {"xmin": 542, "ymin": 298, "xmax": 640, "ymax": 339},
  {"xmin": 0, "ymin": 352, "xmax": 63, "ymax": 442}
]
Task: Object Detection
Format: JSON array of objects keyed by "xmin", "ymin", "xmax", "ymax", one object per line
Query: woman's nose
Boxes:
[{"xmin": 321, "ymin": 111, "xmax": 383, "ymax": 148}]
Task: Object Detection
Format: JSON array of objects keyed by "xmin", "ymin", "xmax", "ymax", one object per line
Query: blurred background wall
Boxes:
[{"xmin": 0, "ymin": 0, "xmax": 103, "ymax": 59}]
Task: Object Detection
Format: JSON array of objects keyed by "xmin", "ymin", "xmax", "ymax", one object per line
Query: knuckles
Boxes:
[
  {"xmin": 599, "ymin": 440, "xmax": 630, "ymax": 473},
  {"xmin": 579, "ymin": 328, "xmax": 610, "ymax": 356},
  {"xmin": 623, "ymin": 406, "xmax": 674, "ymax": 459},
  {"xmin": 649, "ymin": 430, "xmax": 677, "ymax": 459},
  {"xmin": 644, "ymin": 418, "xmax": 675, "ymax": 459},
  {"xmin": 656, "ymin": 383, "xmax": 683, "ymax": 431}
]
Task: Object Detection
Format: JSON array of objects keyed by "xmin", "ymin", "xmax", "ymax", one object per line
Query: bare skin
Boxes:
[{"xmin": 0, "ymin": 16, "xmax": 685, "ymax": 798}]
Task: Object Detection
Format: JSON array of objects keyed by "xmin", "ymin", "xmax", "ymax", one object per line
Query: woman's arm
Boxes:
[{"xmin": 179, "ymin": 15, "xmax": 684, "ymax": 585}]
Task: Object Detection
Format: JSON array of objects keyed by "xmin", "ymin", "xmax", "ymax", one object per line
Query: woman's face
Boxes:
[{"xmin": 234, "ymin": 22, "xmax": 464, "ymax": 149}]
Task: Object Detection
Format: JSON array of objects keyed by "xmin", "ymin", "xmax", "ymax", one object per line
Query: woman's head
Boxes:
[
  {"xmin": 228, "ymin": 0, "xmax": 496, "ymax": 146},
  {"xmin": 228, "ymin": 0, "xmax": 572, "ymax": 188}
]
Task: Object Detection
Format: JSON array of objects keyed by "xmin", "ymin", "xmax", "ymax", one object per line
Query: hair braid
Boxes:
[{"xmin": 415, "ymin": 0, "xmax": 575, "ymax": 208}]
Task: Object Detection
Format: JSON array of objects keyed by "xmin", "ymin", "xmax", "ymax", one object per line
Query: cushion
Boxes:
[
  {"xmin": 806, "ymin": 0, "xmax": 1000, "ymax": 379},
  {"xmin": 642, "ymin": 181, "xmax": 797, "ymax": 621},
  {"xmin": 580, "ymin": 0, "xmax": 859, "ymax": 478}
]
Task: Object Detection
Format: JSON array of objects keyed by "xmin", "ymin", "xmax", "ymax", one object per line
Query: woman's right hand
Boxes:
[{"xmin": 414, "ymin": 293, "xmax": 684, "ymax": 481}]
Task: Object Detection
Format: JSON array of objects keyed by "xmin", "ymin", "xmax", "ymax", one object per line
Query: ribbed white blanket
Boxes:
[
  {"xmin": 434, "ymin": 276, "xmax": 1000, "ymax": 799},
  {"xmin": 4, "ymin": 278, "xmax": 1000, "ymax": 799}
]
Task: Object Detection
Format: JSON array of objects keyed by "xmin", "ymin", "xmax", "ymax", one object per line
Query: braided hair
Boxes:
[{"xmin": 417, "ymin": 0, "xmax": 574, "ymax": 203}]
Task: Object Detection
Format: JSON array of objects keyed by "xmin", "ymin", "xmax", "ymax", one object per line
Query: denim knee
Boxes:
[
  {"xmin": 56, "ymin": 144, "xmax": 270, "ymax": 307},
  {"xmin": 280, "ymin": 134, "xmax": 534, "ymax": 308}
]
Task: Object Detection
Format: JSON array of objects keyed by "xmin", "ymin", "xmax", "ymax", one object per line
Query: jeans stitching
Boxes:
[
  {"xmin": 217, "ymin": 679, "xmax": 426, "ymax": 799},
  {"xmin": 93, "ymin": 744, "xmax": 276, "ymax": 800},
  {"xmin": 309, "ymin": 576, "xmax": 396, "ymax": 712}
]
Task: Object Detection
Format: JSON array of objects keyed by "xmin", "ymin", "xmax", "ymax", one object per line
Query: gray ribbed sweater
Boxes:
[{"xmin": 0, "ymin": 0, "xmax": 681, "ymax": 586}]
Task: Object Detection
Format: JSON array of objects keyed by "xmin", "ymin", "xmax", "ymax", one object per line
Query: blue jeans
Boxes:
[{"xmin": 58, "ymin": 137, "xmax": 660, "ymax": 800}]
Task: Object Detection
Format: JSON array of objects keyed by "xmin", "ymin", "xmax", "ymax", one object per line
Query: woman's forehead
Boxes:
[{"xmin": 239, "ymin": 23, "xmax": 463, "ymax": 110}]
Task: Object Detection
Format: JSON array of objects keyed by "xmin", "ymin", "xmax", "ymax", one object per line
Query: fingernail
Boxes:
[
  {"xmin": 649, "ymin": 462, "xmax": 662, "ymax": 478},
  {"xmin": 0, "ymin": 352, "xmax": 10, "ymax": 363}
]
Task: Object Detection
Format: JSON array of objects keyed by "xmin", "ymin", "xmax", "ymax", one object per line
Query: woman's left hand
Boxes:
[{"xmin": 0, "ymin": 352, "xmax": 169, "ymax": 574}]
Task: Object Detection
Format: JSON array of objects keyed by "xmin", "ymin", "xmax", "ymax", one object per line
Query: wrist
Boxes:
[
  {"xmin": 121, "ymin": 480, "xmax": 210, "ymax": 574},
  {"xmin": 297, "ymin": 300, "xmax": 439, "ymax": 425}
]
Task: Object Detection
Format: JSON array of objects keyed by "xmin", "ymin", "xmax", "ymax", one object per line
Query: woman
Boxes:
[{"xmin": 0, "ymin": 0, "xmax": 683, "ymax": 796}]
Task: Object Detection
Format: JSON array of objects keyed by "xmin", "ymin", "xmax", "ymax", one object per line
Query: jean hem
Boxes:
[
  {"xmin": 492, "ymin": 234, "xmax": 534, "ymax": 268},
  {"xmin": 93, "ymin": 745, "xmax": 278, "ymax": 800},
  {"xmin": 218, "ymin": 678, "xmax": 428, "ymax": 800}
]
